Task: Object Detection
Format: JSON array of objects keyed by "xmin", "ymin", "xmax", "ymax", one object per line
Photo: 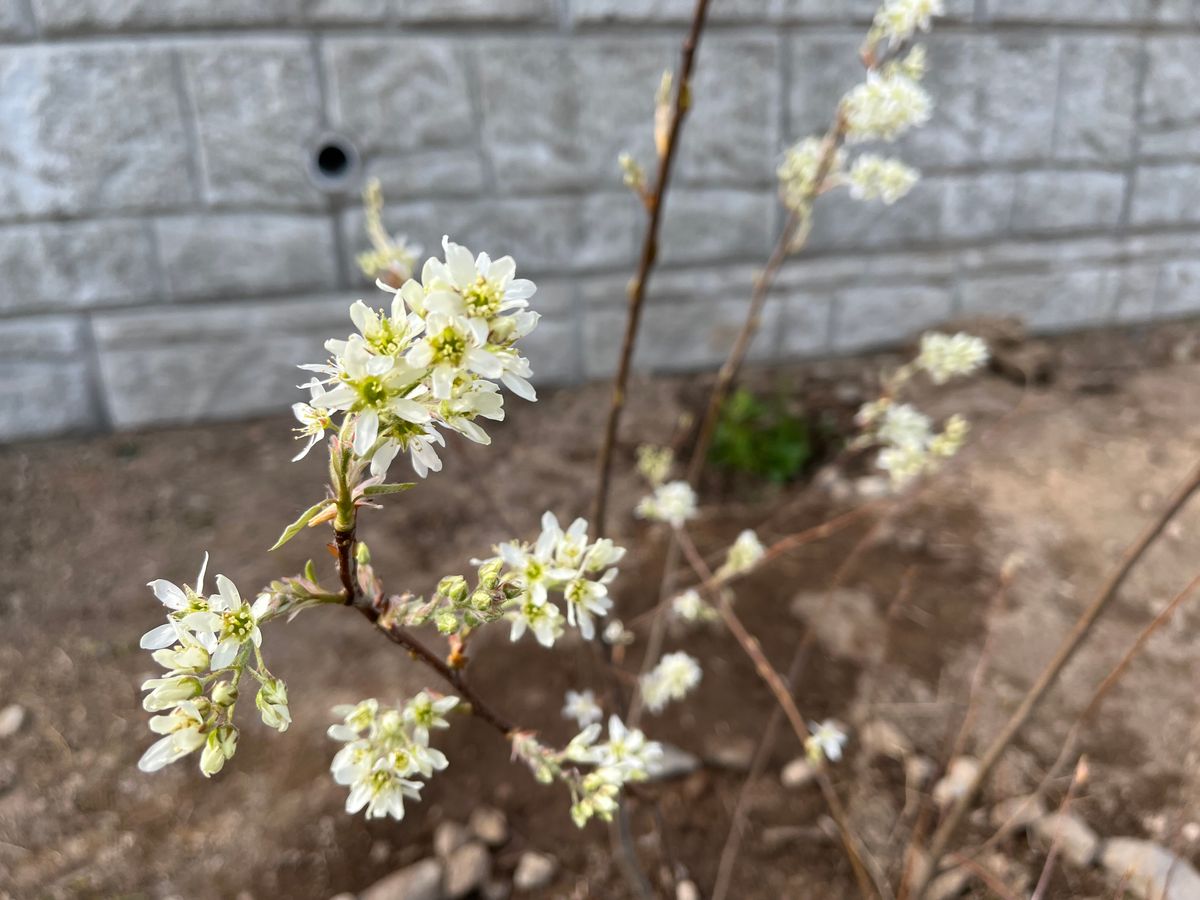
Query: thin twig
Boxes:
[
  {"xmin": 910, "ymin": 459, "xmax": 1200, "ymax": 900},
  {"xmin": 591, "ymin": 0, "xmax": 714, "ymax": 534},
  {"xmin": 1030, "ymin": 759, "xmax": 1087, "ymax": 900}
]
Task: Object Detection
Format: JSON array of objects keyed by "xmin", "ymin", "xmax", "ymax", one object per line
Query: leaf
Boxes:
[
  {"xmin": 270, "ymin": 500, "xmax": 333, "ymax": 551},
  {"xmin": 362, "ymin": 482, "xmax": 416, "ymax": 497}
]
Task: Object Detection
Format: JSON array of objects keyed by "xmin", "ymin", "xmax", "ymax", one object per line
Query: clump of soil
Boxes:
[{"xmin": 3, "ymin": 321, "xmax": 1200, "ymax": 898}]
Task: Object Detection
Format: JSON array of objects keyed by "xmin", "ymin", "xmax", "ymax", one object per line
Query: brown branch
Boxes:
[
  {"xmin": 909, "ymin": 458, "xmax": 1200, "ymax": 900},
  {"xmin": 590, "ymin": 0, "xmax": 714, "ymax": 534}
]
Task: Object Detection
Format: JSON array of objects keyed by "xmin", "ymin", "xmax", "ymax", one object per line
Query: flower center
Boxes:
[{"xmin": 429, "ymin": 327, "xmax": 467, "ymax": 366}]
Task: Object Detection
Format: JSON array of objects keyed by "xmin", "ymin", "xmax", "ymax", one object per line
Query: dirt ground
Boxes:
[{"xmin": 4, "ymin": 320, "xmax": 1200, "ymax": 899}]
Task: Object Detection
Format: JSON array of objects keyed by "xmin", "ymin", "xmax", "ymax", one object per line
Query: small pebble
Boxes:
[
  {"xmin": 0, "ymin": 704, "xmax": 27, "ymax": 739},
  {"xmin": 445, "ymin": 842, "xmax": 491, "ymax": 899},
  {"xmin": 468, "ymin": 806, "xmax": 509, "ymax": 847},
  {"xmin": 513, "ymin": 851, "xmax": 558, "ymax": 892}
]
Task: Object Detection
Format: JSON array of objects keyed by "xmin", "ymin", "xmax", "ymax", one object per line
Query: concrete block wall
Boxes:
[{"xmin": 1, "ymin": 0, "xmax": 1198, "ymax": 440}]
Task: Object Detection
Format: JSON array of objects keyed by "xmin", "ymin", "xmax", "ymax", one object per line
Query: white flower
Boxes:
[
  {"xmin": 509, "ymin": 594, "xmax": 565, "ymax": 648},
  {"xmin": 602, "ymin": 619, "xmax": 635, "ymax": 646},
  {"xmin": 916, "ymin": 332, "xmax": 989, "ymax": 384},
  {"xmin": 596, "ymin": 715, "xmax": 664, "ymax": 780},
  {"xmin": 639, "ymin": 652, "xmax": 702, "ymax": 715},
  {"xmin": 778, "ymin": 136, "xmax": 845, "ymax": 212},
  {"xmin": 877, "ymin": 443, "xmax": 929, "ymax": 486},
  {"xmin": 138, "ymin": 700, "xmax": 208, "ymax": 772},
  {"xmin": 873, "ymin": 0, "xmax": 943, "ymax": 46},
  {"xmin": 635, "ymin": 480, "xmax": 698, "ymax": 528},
  {"xmin": 719, "ymin": 529, "xmax": 766, "ymax": 578},
  {"xmin": 671, "ymin": 589, "xmax": 718, "ymax": 624},
  {"xmin": 877, "ymin": 403, "xmax": 933, "ymax": 451},
  {"xmin": 807, "ymin": 720, "xmax": 848, "ymax": 763},
  {"xmin": 329, "ymin": 696, "xmax": 454, "ymax": 821},
  {"xmin": 846, "ymin": 154, "xmax": 920, "ymax": 205},
  {"xmin": 842, "ymin": 69, "xmax": 932, "ymax": 143},
  {"xmin": 497, "ymin": 512, "xmax": 575, "ymax": 606},
  {"xmin": 562, "ymin": 689, "xmax": 604, "ymax": 729},
  {"xmin": 256, "ymin": 676, "xmax": 291, "ymax": 733}
]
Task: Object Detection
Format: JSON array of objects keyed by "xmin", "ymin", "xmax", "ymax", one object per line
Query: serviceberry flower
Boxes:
[
  {"xmin": 328, "ymin": 695, "xmax": 456, "ymax": 821},
  {"xmin": 842, "ymin": 66, "xmax": 932, "ymax": 143},
  {"xmin": 635, "ymin": 480, "xmax": 698, "ymax": 528},
  {"xmin": 718, "ymin": 529, "xmax": 766, "ymax": 578},
  {"xmin": 846, "ymin": 154, "xmax": 920, "ymax": 205},
  {"xmin": 672, "ymin": 589, "xmax": 718, "ymax": 625},
  {"xmin": 563, "ymin": 689, "xmax": 604, "ymax": 728},
  {"xmin": 873, "ymin": 0, "xmax": 944, "ymax": 47},
  {"xmin": 916, "ymin": 332, "xmax": 989, "ymax": 384},
  {"xmin": 639, "ymin": 652, "xmax": 702, "ymax": 714},
  {"xmin": 807, "ymin": 720, "xmax": 848, "ymax": 763},
  {"xmin": 356, "ymin": 178, "xmax": 421, "ymax": 285},
  {"xmin": 778, "ymin": 136, "xmax": 845, "ymax": 213}
]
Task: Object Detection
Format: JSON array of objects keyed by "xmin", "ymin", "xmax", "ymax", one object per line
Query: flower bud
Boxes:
[
  {"xmin": 142, "ymin": 676, "xmax": 203, "ymax": 711},
  {"xmin": 469, "ymin": 589, "xmax": 493, "ymax": 612},
  {"xmin": 355, "ymin": 541, "xmax": 371, "ymax": 565},
  {"xmin": 435, "ymin": 611, "xmax": 460, "ymax": 635},
  {"xmin": 437, "ymin": 575, "xmax": 469, "ymax": 605},
  {"xmin": 211, "ymin": 680, "xmax": 239, "ymax": 707},
  {"xmin": 200, "ymin": 725, "xmax": 238, "ymax": 777},
  {"xmin": 256, "ymin": 677, "xmax": 291, "ymax": 733}
]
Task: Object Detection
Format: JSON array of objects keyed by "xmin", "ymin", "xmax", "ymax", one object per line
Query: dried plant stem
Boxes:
[
  {"xmin": 1030, "ymin": 760, "xmax": 1087, "ymax": 900},
  {"xmin": 910, "ymin": 459, "xmax": 1200, "ymax": 900},
  {"xmin": 627, "ymin": 538, "xmax": 682, "ymax": 725},
  {"xmin": 674, "ymin": 526, "xmax": 888, "ymax": 900},
  {"xmin": 591, "ymin": 0, "xmax": 713, "ymax": 534}
]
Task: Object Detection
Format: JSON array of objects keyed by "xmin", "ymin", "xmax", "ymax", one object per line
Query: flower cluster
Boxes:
[
  {"xmin": 355, "ymin": 178, "xmax": 421, "ymax": 286},
  {"xmin": 717, "ymin": 529, "xmax": 766, "ymax": 579},
  {"xmin": 777, "ymin": 136, "xmax": 845, "ymax": 213},
  {"xmin": 635, "ymin": 480, "xmax": 698, "ymax": 528},
  {"xmin": 513, "ymin": 716, "xmax": 664, "ymax": 828},
  {"xmin": 296, "ymin": 236, "xmax": 540, "ymax": 479},
  {"xmin": 458, "ymin": 512, "xmax": 627, "ymax": 646},
  {"xmin": 635, "ymin": 443, "xmax": 675, "ymax": 488},
  {"xmin": 872, "ymin": 0, "xmax": 944, "ymax": 47},
  {"xmin": 846, "ymin": 154, "xmax": 920, "ymax": 205},
  {"xmin": 672, "ymin": 588, "xmax": 719, "ymax": 625},
  {"xmin": 842, "ymin": 53, "xmax": 933, "ymax": 144},
  {"xmin": 563, "ymin": 689, "xmax": 605, "ymax": 728},
  {"xmin": 854, "ymin": 330, "xmax": 987, "ymax": 487},
  {"xmin": 138, "ymin": 556, "xmax": 289, "ymax": 776},
  {"xmin": 639, "ymin": 651, "xmax": 702, "ymax": 714},
  {"xmin": 328, "ymin": 693, "xmax": 458, "ymax": 820},
  {"xmin": 916, "ymin": 331, "xmax": 990, "ymax": 384}
]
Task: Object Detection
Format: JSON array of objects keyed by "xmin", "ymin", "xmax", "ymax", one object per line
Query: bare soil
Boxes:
[{"xmin": 3, "ymin": 321, "xmax": 1200, "ymax": 899}]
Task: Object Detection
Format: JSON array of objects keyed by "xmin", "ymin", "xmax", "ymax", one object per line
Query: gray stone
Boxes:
[
  {"xmin": 0, "ymin": 220, "xmax": 159, "ymax": 315},
  {"xmin": 324, "ymin": 38, "xmax": 474, "ymax": 156},
  {"xmin": 1131, "ymin": 164, "xmax": 1200, "ymax": 227},
  {"xmin": 833, "ymin": 284, "xmax": 954, "ymax": 352},
  {"xmin": 361, "ymin": 150, "xmax": 487, "ymax": 202},
  {"xmin": 156, "ymin": 214, "xmax": 339, "ymax": 301},
  {"xmin": 1054, "ymin": 37, "xmax": 1139, "ymax": 163},
  {"xmin": 0, "ymin": 47, "xmax": 194, "ymax": 216},
  {"xmin": 181, "ymin": 40, "xmax": 325, "ymax": 208},
  {"xmin": 395, "ymin": 0, "xmax": 557, "ymax": 21},
  {"xmin": 468, "ymin": 806, "xmax": 508, "ymax": 848},
  {"xmin": 93, "ymin": 296, "xmax": 351, "ymax": 428},
  {"xmin": 434, "ymin": 821, "xmax": 470, "ymax": 860},
  {"xmin": 360, "ymin": 857, "xmax": 443, "ymax": 900},
  {"xmin": 1158, "ymin": 261, "xmax": 1200, "ymax": 318},
  {"xmin": 781, "ymin": 757, "xmax": 817, "ymax": 789},
  {"xmin": 977, "ymin": 35, "xmax": 1060, "ymax": 164},
  {"xmin": 1011, "ymin": 170, "xmax": 1126, "ymax": 232},
  {"xmin": 960, "ymin": 269, "xmax": 1118, "ymax": 332},
  {"xmin": 1032, "ymin": 812, "xmax": 1100, "ymax": 868},
  {"xmin": 30, "ymin": 0, "xmax": 291, "ymax": 31},
  {"xmin": 444, "ymin": 841, "xmax": 490, "ymax": 900},
  {"xmin": 1112, "ymin": 264, "xmax": 1161, "ymax": 323},
  {"xmin": 0, "ymin": 317, "xmax": 97, "ymax": 440},
  {"xmin": 774, "ymin": 290, "xmax": 834, "ymax": 358},
  {"xmin": 1141, "ymin": 38, "xmax": 1200, "ymax": 157},
  {"xmin": 1100, "ymin": 837, "xmax": 1200, "ymax": 900},
  {"xmin": 512, "ymin": 851, "xmax": 558, "ymax": 892},
  {"xmin": 675, "ymin": 881, "xmax": 701, "ymax": 900},
  {"xmin": 0, "ymin": 704, "xmax": 27, "ymax": 738},
  {"xmin": 786, "ymin": 33, "xmax": 862, "ymax": 145}
]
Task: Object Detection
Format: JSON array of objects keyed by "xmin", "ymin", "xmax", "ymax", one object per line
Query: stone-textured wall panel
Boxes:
[
  {"xmin": 659, "ymin": 189, "xmax": 775, "ymax": 265},
  {"xmin": 1158, "ymin": 261, "xmax": 1200, "ymax": 318},
  {"xmin": 1054, "ymin": 37, "xmax": 1140, "ymax": 163},
  {"xmin": 156, "ymin": 214, "xmax": 340, "ymax": 301},
  {"xmin": 778, "ymin": 0, "xmax": 973, "ymax": 21},
  {"xmin": 0, "ymin": 220, "xmax": 159, "ymax": 315},
  {"xmin": 833, "ymin": 284, "xmax": 955, "ymax": 351},
  {"xmin": 0, "ymin": 47, "xmax": 194, "ymax": 217},
  {"xmin": 1141, "ymin": 37, "xmax": 1200, "ymax": 158},
  {"xmin": 182, "ymin": 40, "xmax": 325, "ymax": 209},
  {"xmin": 960, "ymin": 269, "xmax": 1118, "ymax": 331},
  {"xmin": 323, "ymin": 38, "xmax": 475, "ymax": 157},
  {"xmin": 0, "ymin": 1, "xmax": 33, "ymax": 38},
  {"xmin": 302, "ymin": 0, "xmax": 388, "ymax": 24},
  {"xmin": 572, "ymin": 0, "xmax": 772, "ymax": 23},
  {"xmin": 30, "ymin": 0, "xmax": 291, "ymax": 32},
  {"xmin": 1011, "ymin": 170, "xmax": 1127, "ymax": 233},
  {"xmin": 394, "ymin": 0, "xmax": 558, "ymax": 22},
  {"xmin": 94, "ymin": 298, "xmax": 353, "ymax": 428},
  {"xmin": 0, "ymin": 316, "xmax": 97, "ymax": 440},
  {"xmin": 988, "ymin": 0, "xmax": 1152, "ymax": 22},
  {"xmin": 1130, "ymin": 164, "xmax": 1200, "ymax": 227}
]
